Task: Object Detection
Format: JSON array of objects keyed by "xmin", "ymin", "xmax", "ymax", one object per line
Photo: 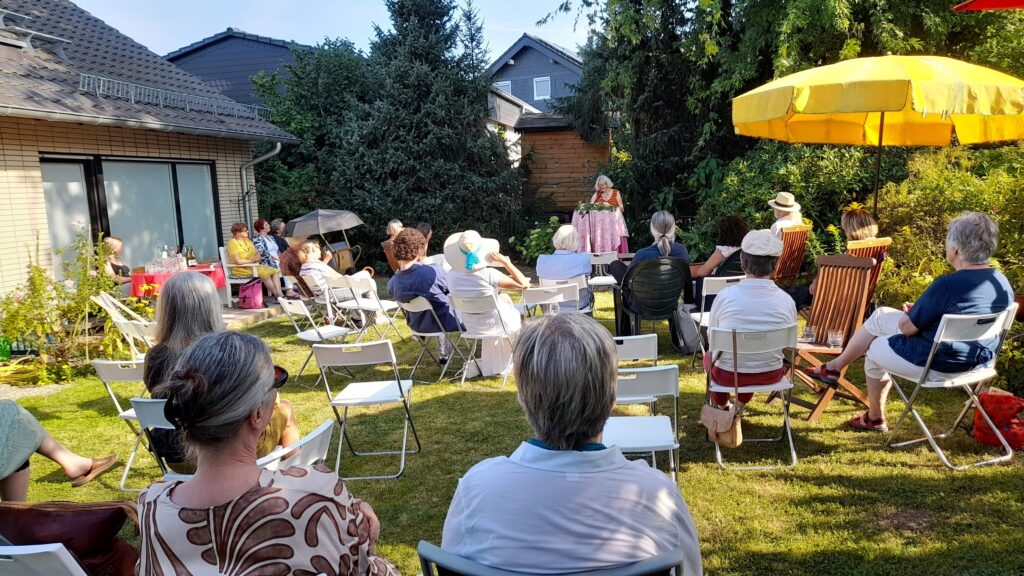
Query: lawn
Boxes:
[{"xmin": 16, "ymin": 291, "xmax": 1024, "ymax": 576}]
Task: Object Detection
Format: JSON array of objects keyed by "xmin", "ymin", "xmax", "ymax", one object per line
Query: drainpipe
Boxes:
[{"xmin": 241, "ymin": 142, "xmax": 283, "ymax": 233}]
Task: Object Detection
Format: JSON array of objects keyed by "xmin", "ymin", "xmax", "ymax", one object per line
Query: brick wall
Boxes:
[
  {"xmin": 0, "ymin": 116, "xmax": 257, "ymax": 294},
  {"xmin": 521, "ymin": 129, "xmax": 609, "ymax": 211}
]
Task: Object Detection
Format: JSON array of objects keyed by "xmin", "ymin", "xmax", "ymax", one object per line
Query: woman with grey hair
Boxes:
[
  {"xmin": 143, "ymin": 272, "xmax": 299, "ymax": 472},
  {"xmin": 805, "ymin": 212, "xmax": 1014, "ymax": 432},
  {"xmin": 535, "ymin": 224, "xmax": 592, "ymax": 312},
  {"xmin": 609, "ymin": 210, "xmax": 690, "ymax": 285},
  {"xmin": 137, "ymin": 331, "xmax": 398, "ymax": 575},
  {"xmin": 442, "ymin": 314, "xmax": 702, "ymax": 575}
]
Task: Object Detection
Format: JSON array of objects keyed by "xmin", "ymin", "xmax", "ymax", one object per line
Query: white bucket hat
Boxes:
[
  {"xmin": 741, "ymin": 229, "xmax": 784, "ymax": 257},
  {"xmin": 443, "ymin": 230, "xmax": 500, "ymax": 272},
  {"xmin": 767, "ymin": 192, "xmax": 801, "ymax": 212}
]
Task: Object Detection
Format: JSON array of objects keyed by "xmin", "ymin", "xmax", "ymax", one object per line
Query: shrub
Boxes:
[{"xmin": 508, "ymin": 216, "xmax": 562, "ymax": 266}]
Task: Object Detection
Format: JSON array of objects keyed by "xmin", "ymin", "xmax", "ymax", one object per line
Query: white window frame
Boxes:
[
  {"xmin": 533, "ymin": 76, "xmax": 551, "ymax": 100},
  {"xmin": 493, "ymin": 81, "xmax": 511, "ymax": 94}
]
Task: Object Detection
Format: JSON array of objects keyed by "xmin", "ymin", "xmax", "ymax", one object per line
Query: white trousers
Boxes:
[{"xmin": 862, "ymin": 307, "xmax": 957, "ymax": 383}]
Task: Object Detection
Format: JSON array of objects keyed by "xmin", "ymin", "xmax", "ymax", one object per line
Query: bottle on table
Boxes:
[{"xmin": 186, "ymin": 245, "xmax": 198, "ymax": 267}]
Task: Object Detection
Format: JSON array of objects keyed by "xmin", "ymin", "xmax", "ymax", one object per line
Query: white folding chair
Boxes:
[
  {"xmin": 111, "ymin": 319, "xmax": 156, "ymax": 360},
  {"xmin": 614, "ymin": 334, "xmax": 658, "ymax": 367},
  {"xmin": 328, "ymin": 276, "xmax": 404, "ymax": 341},
  {"xmin": 398, "ymin": 296, "xmax": 465, "ymax": 383},
  {"xmin": 449, "ymin": 294, "xmax": 516, "ymax": 388},
  {"xmin": 0, "ymin": 543, "xmax": 88, "ymax": 576},
  {"xmin": 91, "ymin": 291, "xmax": 148, "ymax": 323},
  {"xmin": 91, "ymin": 360, "xmax": 147, "ymax": 491},
  {"xmin": 256, "ymin": 420, "xmax": 335, "ymax": 471},
  {"xmin": 278, "ymin": 298, "xmax": 351, "ymax": 383},
  {"xmin": 886, "ymin": 304, "xmax": 1018, "ymax": 470},
  {"xmin": 602, "ymin": 365, "xmax": 680, "ymax": 480},
  {"xmin": 588, "ymin": 251, "xmax": 619, "ymax": 290},
  {"xmin": 219, "ymin": 246, "xmax": 259, "ymax": 307},
  {"xmin": 691, "ymin": 275, "xmax": 744, "ymax": 368},
  {"xmin": 312, "ymin": 340, "xmax": 421, "ymax": 479},
  {"xmin": 129, "ymin": 398, "xmax": 192, "ymax": 483},
  {"xmin": 706, "ymin": 325, "xmax": 799, "ymax": 470},
  {"xmin": 539, "ymin": 275, "xmax": 592, "ymax": 313},
  {"xmin": 514, "ymin": 286, "xmax": 569, "ymax": 317}
]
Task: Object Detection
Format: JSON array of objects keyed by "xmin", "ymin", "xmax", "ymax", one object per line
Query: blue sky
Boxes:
[{"xmin": 74, "ymin": 0, "xmax": 591, "ymax": 58}]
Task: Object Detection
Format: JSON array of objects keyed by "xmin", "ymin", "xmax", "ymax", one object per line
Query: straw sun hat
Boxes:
[
  {"xmin": 443, "ymin": 230, "xmax": 501, "ymax": 272},
  {"xmin": 767, "ymin": 192, "xmax": 801, "ymax": 212}
]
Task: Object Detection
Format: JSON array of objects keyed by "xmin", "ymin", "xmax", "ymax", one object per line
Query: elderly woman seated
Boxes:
[
  {"xmin": 804, "ymin": 212, "xmax": 1014, "ymax": 432},
  {"xmin": 536, "ymin": 224, "xmax": 592, "ymax": 312},
  {"xmin": 138, "ymin": 331, "xmax": 398, "ymax": 575},
  {"xmin": 225, "ymin": 222, "xmax": 291, "ymax": 302},
  {"xmin": 705, "ymin": 230, "xmax": 797, "ymax": 411},
  {"xmin": 442, "ymin": 314, "xmax": 703, "ymax": 575}
]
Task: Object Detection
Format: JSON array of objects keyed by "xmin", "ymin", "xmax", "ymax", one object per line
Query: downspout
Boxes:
[{"xmin": 241, "ymin": 142, "xmax": 282, "ymax": 233}]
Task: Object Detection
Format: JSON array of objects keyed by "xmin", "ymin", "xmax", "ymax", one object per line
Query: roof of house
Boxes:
[
  {"xmin": 485, "ymin": 33, "xmax": 582, "ymax": 77},
  {"xmin": 489, "ymin": 87, "xmax": 541, "ymax": 113},
  {"xmin": 164, "ymin": 27, "xmax": 310, "ymax": 61},
  {"xmin": 514, "ymin": 112, "xmax": 574, "ymax": 132},
  {"xmin": 0, "ymin": 0, "xmax": 296, "ymax": 142}
]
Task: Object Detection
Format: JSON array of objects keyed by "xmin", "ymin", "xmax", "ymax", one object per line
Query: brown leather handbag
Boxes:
[
  {"xmin": 0, "ymin": 500, "xmax": 139, "ymax": 576},
  {"xmin": 699, "ymin": 331, "xmax": 744, "ymax": 448}
]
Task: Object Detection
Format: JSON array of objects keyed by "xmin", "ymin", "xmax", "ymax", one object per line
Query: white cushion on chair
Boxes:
[
  {"xmin": 708, "ymin": 377, "xmax": 793, "ymax": 394},
  {"xmin": 331, "ymin": 379, "xmax": 413, "ymax": 407},
  {"xmin": 603, "ymin": 415, "xmax": 678, "ymax": 452}
]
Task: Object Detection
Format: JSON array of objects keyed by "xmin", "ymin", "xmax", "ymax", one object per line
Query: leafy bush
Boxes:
[
  {"xmin": 508, "ymin": 216, "xmax": 562, "ymax": 266},
  {"xmin": 996, "ymin": 327, "xmax": 1024, "ymax": 396}
]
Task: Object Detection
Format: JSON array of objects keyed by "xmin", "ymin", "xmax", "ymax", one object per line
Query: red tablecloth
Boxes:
[
  {"xmin": 572, "ymin": 209, "xmax": 629, "ymax": 253},
  {"xmin": 130, "ymin": 265, "xmax": 227, "ymax": 298}
]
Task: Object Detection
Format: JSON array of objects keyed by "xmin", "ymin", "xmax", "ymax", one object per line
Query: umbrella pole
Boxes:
[{"xmin": 872, "ymin": 111, "xmax": 886, "ymax": 214}]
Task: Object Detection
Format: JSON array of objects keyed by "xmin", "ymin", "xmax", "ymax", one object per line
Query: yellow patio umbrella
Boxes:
[{"xmin": 732, "ymin": 54, "xmax": 1024, "ymax": 210}]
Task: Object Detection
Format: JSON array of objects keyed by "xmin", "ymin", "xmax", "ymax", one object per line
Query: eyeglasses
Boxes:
[{"xmin": 272, "ymin": 365, "xmax": 288, "ymax": 389}]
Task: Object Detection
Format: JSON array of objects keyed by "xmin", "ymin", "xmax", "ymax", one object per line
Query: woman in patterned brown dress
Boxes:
[{"xmin": 137, "ymin": 331, "xmax": 398, "ymax": 576}]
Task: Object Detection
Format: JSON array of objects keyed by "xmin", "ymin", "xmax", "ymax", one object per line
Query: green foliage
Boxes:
[
  {"xmin": 996, "ymin": 328, "xmax": 1024, "ymax": 396},
  {"xmin": 508, "ymin": 216, "xmax": 561, "ymax": 265}
]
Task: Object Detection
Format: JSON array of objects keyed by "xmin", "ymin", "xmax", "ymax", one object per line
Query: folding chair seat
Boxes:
[
  {"xmin": 278, "ymin": 298, "xmax": 350, "ymax": 383},
  {"xmin": 417, "ymin": 540, "xmax": 687, "ymax": 576},
  {"xmin": 588, "ymin": 251, "xmax": 619, "ymax": 291},
  {"xmin": 886, "ymin": 304, "xmax": 1018, "ymax": 470},
  {"xmin": 690, "ymin": 275, "xmax": 744, "ymax": 368},
  {"xmin": 0, "ymin": 543, "xmax": 88, "ymax": 576},
  {"xmin": 398, "ymin": 296, "xmax": 465, "ymax": 383},
  {"xmin": 312, "ymin": 340, "xmax": 421, "ymax": 479},
  {"xmin": 602, "ymin": 365, "xmax": 680, "ymax": 480},
  {"xmin": 91, "ymin": 360, "xmax": 146, "ymax": 491},
  {"xmin": 514, "ymin": 286, "xmax": 570, "ymax": 317},
  {"xmin": 219, "ymin": 246, "xmax": 259, "ymax": 307},
  {"xmin": 449, "ymin": 294, "xmax": 516, "ymax": 388},
  {"xmin": 328, "ymin": 276, "xmax": 404, "ymax": 341},
  {"xmin": 705, "ymin": 325, "xmax": 799, "ymax": 470},
  {"xmin": 539, "ymin": 275, "xmax": 592, "ymax": 313}
]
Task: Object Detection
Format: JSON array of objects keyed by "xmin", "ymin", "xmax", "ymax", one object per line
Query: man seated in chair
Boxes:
[
  {"xmin": 706, "ymin": 230, "xmax": 797, "ymax": 414},
  {"xmin": 803, "ymin": 212, "xmax": 1014, "ymax": 432},
  {"xmin": 442, "ymin": 314, "xmax": 702, "ymax": 575}
]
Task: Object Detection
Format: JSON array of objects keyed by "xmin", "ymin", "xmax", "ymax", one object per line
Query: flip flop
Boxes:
[
  {"xmin": 848, "ymin": 411, "xmax": 888, "ymax": 433},
  {"xmin": 70, "ymin": 454, "xmax": 118, "ymax": 488},
  {"xmin": 803, "ymin": 364, "xmax": 841, "ymax": 386}
]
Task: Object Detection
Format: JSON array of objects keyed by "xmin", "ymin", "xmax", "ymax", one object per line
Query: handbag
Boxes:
[
  {"xmin": 238, "ymin": 278, "xmax": 264, "ymax": 309},
  {"xmin": 699, "ymin": 330, "xmax": 743, "ymax": 448},
  {"xmin": 0, "ymin": 500, "xmax": 139, "ymax": 576},
  {"xmin": 971, "ymin": 387, "xmax": 1024, "ymax": 450}
]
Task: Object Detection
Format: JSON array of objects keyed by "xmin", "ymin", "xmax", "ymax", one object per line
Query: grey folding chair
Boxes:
[
  {"xmin": 886, "ymin": 303, "xmax": 1018, "ymax": 470},
  {"xmin": 91, "ymin": 360, "xmax": 146, "ymax": 491},
  {"xmin": 449, "ymin": 294, "xmax": 516, "ymax": 388},
  {"xmin": 278, "ymin": 298, "xmax": 350, "ymax": 383},
  {"xmin": 690, "ymin": 275, "xmax": 744, "ymax": 368},
  {"xmin": 312, "ymin": 340, "xmax": 421, "ymax": 479},
  {"xmin": 602, "ymin": 365, "xmax": 680, "ymax": 480},
  {"xmin": 705, "ymin": 325, "xmax": 799, "ymax": 470},
  {"xmin": 417, "ymin": 541, "xmax": 686, "ymax": 576},
  {"xmin": 397, "ymin": 296, "xmax": 465, "ymax": 383},
  {"xmin": 0, "ymin": 543, "xmax": 88, "ymax": 576}
]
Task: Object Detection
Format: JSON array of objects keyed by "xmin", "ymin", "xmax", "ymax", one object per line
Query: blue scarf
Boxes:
[{"xmin": 460, "ymin": 246, "xmax": 480, "ymax": 271}]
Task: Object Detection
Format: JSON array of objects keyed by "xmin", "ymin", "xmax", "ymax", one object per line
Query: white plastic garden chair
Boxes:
[
  {"xmin": 539, "ymin": 275, "xmax": 592, "ymax": 313},
  {"xmin": 91, "ymin": 359, "xmax": 147, "ymax": 491},
  {"xmin": 602, "ymin": 364, "xmax": 680, "ymax": 480},
  {"xmin": 219, "ymin": 246, "xmax": 259, "ymax": 308},
  {"xmin": 513, "ymin": 286, "xmax": 568, "ymax": 317},
  {"xmin": 691, "ymin": 275, "xmax": 744, "ymax": 368},
  {"xmin": 613, "ymin": 334, "xmax": 658, "ymax": 367},
  {"xmin": 327, "ymin": 276, "xmax": 403, "ymax": 341},
  {"xmin": 0, "ymin": 543, "xmax": 87, "ymax": 576},
  {"xmin": 278, "ymin": 298, "xmax": 351, "ymax": 383},
  {"xmin": 449, "ymin": 294, "xmax": 516, "ymax": 388},
  {"xmin": 588, "ymin": 251, "xmax": 619, "ymax": 290},
  {"xmin": 398, "ymin": 296, "xmax": 466, "ymax": 383}
]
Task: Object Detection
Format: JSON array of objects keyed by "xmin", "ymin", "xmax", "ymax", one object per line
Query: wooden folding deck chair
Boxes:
[
  {"xmin": 771, "ymin": 224, "xmax": 812, "ymax": 287},
  {"xmin": 846, "ymin": 237, "xmax": 892, "ymax": 303},
  {"xmin": 790, "ymin": 254, "xmax": 874, "ymax": 421}
]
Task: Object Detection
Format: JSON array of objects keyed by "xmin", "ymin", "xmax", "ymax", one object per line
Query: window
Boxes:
[
  {"xmin": 493, "ymin": 81, "xmax": 511, "ymax": 94},
  {"xmin": 533, "ymin": 76, "xmax": 551, "ymax": 100}
]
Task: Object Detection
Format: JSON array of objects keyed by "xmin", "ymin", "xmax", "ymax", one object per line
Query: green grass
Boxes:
[{"xmin": 17, "ymin": 291, "xmax": 1024, "ymax": 575}]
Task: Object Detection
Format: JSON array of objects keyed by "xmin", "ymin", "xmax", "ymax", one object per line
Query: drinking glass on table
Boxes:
[
  {"xmin": 827, "ymin": 329, "xmax": 843, "ymax": 348},
  {"xmin": 803, "ymin": 325, "xmax": 817, "ymax": 343}
]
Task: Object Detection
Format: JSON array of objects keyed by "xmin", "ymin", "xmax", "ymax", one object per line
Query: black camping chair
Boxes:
[
  {"xmin": 614, "ymin": 257, "xmax": 693, "ymax": 347},
  {"xmin": 714, "ymin": 249, "xmax": 744, "ymax": 277}
]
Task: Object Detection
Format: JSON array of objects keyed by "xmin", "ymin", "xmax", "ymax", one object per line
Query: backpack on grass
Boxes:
[{"xmin": 970, "ymin": 387, "xmax": 1024, "ymax": 450}]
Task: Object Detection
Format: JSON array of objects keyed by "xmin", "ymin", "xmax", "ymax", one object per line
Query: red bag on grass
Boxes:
[
  {"xmin": 237, "ymin": 278, "xmax": 264, "ymax": 309},
  {"xmin": 972, "ymin": 387, "xmax": 1024, "ymax": 450}
]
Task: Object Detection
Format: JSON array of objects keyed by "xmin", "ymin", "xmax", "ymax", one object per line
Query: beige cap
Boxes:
[{"xmin": 741, "ymin": 229, "xmax": 784, "ymax": 257}]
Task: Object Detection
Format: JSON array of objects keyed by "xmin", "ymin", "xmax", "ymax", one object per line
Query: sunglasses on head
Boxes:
[{"xmin": 273, "ymin": 365, "xmax": 288, "ymax": 389}]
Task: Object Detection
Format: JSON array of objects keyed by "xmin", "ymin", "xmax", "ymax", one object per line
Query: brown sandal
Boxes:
[
  {"xmin": 848, "ymin": 411, "xmax": 888, "ymax": 433},
  {"xmin": 70, "ymin": 454, "xmax": 118, "ymax": 488}
]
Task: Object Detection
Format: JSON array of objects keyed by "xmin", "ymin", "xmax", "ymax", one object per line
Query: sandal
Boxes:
[
  {"xmin": 70, "ymin": 454, "xmax": 118, "ymax": 488},
  {"xmin": 803, "ymin": 364, "xmax": 840, "ymax": 386},
  {"xmin": 848, "ymin": 411, "xmax": 888, "ymax": 433}
]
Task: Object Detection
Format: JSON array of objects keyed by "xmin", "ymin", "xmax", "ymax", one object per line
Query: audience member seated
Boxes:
[
  {"xmin": 102, "ymin": 236, "xmax": 132, "ymax": 295},
  {"xmin": 225, "ymin": 222, "xmax": 289, "ymax": 303},
  {"xmin": 536, "ymin": 224, "xmax": 592, "ymax": 312},
  {"xmin": 388, "ymin": 228, "xmax": 460, "ymax": 364},
  {"xmin": 269, "ymin": 218, "xmax": 289, "ymax": 253},
  {"xmin": 143, "ymin": 272, "xmax": 300, "ymax": 473},
  {"xmin": 692, "ymin": 215, "xmax": 749, "ymax": 309},
  {"xmin": 1, "ymin": 400, "xmax": 117, "ymax": 501},
  {"xmin": 609, "ymin": 210, "xmax": 690, "ymax": 285},
  {"xmin": 381, "ymin": 219, "xmax": 404, "ymax": 272},
  {"xmin": 138, "ymin": 331, "xmax": 398, "ymax": 575},
  {"xmin": 253, "ymin": 218, "xmax": 301, "ymax": 299},
  {"xmin": 442, "ymin": 314, "xmax": 702, "ymax": 575},
  {"xmin": 297, "ymin": 239, "xmax": 375, "ymax": 298},
  {"xmin": 768, "ymin": 192, "xmax": 803, "ymax": 238},
  {"xmin": 445, "ymin": 230, "xmax": 529, "ymax": 377},
  {"xmin": 705, "ymin": 230, "xmax": 796, "ymax": 413},
  {"xmin": 279, "ymin": 235, "xmax": 320, "ymax": 297},
  {"xmin": 804, "ymin": 212, "xmax": 1014, "ymax": 432}
]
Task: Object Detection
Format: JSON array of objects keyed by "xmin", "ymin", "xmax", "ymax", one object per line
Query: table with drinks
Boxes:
[{"xmin": 130, "ymin": 245, "xmax": 227, "ymax": 298}]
